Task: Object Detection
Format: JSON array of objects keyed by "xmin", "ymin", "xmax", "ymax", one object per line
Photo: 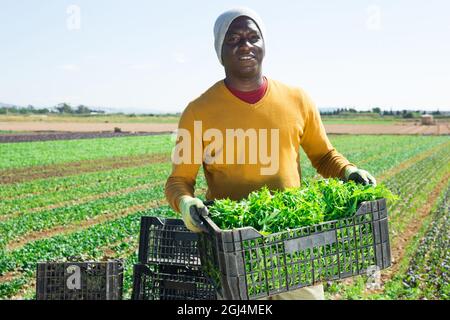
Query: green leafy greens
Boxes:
[{"xmin": 208, "ymin": 179, "xmax": 396, "ymax": 234}]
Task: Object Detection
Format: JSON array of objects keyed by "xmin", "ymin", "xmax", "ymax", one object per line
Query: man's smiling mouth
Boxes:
[{"xmin": 238, "ymin": 55, "xmax": 256, "ymax": 61}]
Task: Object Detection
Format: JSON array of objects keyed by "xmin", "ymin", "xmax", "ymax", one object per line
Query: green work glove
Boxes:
[
  {"xmin": 344, "ymin": 166, "xmax": 377, "ymax": 186},
  {"xmin": 179, "ymin": 195, "xmax": 208, "ymax": 233}
]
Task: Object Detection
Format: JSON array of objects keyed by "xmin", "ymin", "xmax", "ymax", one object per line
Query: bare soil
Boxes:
[
  {"xmin": 0, "ymin": 122, "xmax": 177, "ymax": 134},
  {"xmin": 0, "ymin": 131, "xmax": 170, "ymax": 143},
  {"xmin": 1, "ymin": 122, "xmax": 449, "ymax": 136}
]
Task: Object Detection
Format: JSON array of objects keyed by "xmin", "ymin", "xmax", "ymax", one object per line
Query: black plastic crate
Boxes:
[
  {"xmin": 133, "ymin": 216, "xmax": 216, "ymax": 300},
  {"xmin": 132, "ymin": 263, "xmax": 216, "ymax": 300},
  {"xmin": 198, "ymin": 199, "xmax": 391, "ymax": 300},
  {"xmin": 137, "ymin": 216, "xmax": 200, "ymax": 266},
  {"xmin": 36, "ymin": 261, "xmax": 123, "ymax": 300}
]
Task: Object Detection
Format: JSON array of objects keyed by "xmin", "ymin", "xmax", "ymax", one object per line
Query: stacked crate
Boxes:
[
  {"xmin": 131, "ymin": 216, "xmax": 216, "ymax": 300},
  {"xmin": 36, "ymin": 261, "xmax": 123, "ymax": 300}
]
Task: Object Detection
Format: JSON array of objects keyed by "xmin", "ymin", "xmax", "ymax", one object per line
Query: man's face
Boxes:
[{"xmin": 221, "ymin": 16, "xmax": 265, "ymax": 78}]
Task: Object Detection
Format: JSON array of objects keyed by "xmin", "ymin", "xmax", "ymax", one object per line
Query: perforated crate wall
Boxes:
[
  {"xmin": 133, "ymin": 217, "xmax": 216, "ymax": 300},
  {"xmin": 137, "ymin": 217, "xmax": 201, "ymax": 266},
  {"xmin": 36, "ymin": 261, "xmax": 123, "ymax": 300},
  {"xmin": 132, "ymin": 263, "xmax": 216, "ymax": 300},
  {"xmin": 198, "ymin": 199, "xmax": 391, "ymax": 300}
]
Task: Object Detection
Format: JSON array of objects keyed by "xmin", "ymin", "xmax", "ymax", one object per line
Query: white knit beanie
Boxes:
[{"xmin": 214, "ymin": 7, "xmax": 266, "ymax": 65}]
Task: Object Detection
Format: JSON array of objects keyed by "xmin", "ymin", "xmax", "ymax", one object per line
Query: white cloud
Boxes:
[{"xmin": 59, "ymin": 64, "xmax": 80, "ymax": 72}]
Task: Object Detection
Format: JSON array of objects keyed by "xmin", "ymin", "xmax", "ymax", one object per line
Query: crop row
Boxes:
[
  {"xmin": 0, "ymin": 186, "xmax": 166, "ymax": 248},
  {"xmin": 401, "ymin": 184, "xmax": 449, "ymax": 299},
  {"xmin": 0, "ymin": 134, "xmax": 173, "ymax": 170},
  {"xmin": 0, "ymin": 171, "xmax": 208, "ymax": 250},
  {"xmin": 0, "ymin": 163, "xmax": 171, "ymax": 215},
  {"xmin": 0, "ymin": 159, "xmax": 170, "ymax": 200},
  {"xmin": 300, "ymin": 135, "xmax": 449, "ymax": 180}
]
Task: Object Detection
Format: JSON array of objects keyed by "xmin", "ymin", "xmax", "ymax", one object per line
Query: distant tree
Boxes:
[
  {"xmin": 75, "ymin": 105, "xmax": 91, "ymax": 114},
  {"xmin": 56, "ymin": 103, "xmax": 73, "ymax": 114},
  {"xmin": 432, "ymin": 109, "xmax": 441, "ymax": 115},
  {"xmin": 349, "ymin": 108, "xmax": 357, "ymax": 113},
  {"xmin": 372, "ymin": 107, "xmax": 381, "ymax": 114},
  {"xmin": 403, "ymin": 112, "xmax": 414, "ymax": 119},
  {"xmin": 36, "ymin": 108, "xmax": 50, "ymax": 114}
]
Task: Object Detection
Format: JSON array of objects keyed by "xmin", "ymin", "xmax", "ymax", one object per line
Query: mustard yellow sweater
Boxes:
[{"xmin": 165, "ymin": 78, "xmax": 353, "ymax": 212}]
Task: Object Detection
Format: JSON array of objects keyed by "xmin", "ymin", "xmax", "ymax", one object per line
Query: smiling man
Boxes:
[{"xmin": 165, "ymin": 7, "xmax": 376, "ymax": 300}]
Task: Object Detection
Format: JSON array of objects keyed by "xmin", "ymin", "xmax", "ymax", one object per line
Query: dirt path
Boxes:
[
  {"xmin": 0, "ymin": 122, "xmax": 178, "ymax": 133},
  {"xmin": 1, "ymin": 121, "xmax": 449, "ymax": 135},
  {"xmin": 0, "ymin": 131, "xmax": 170, "ymax": 143},
  {"xmin": 0, "ymin": 153, "xmax": 170, "ymax": 184}
]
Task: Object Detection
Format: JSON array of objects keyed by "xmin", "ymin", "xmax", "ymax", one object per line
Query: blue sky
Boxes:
[{"xmin": 1, "ymin": 0, "xmax": 449, "ymax": 112}]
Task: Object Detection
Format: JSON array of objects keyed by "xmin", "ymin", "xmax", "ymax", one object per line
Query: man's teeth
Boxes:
[{"xmin": 240, "ymin": 56, "xmax": 254, "ymax": 60}]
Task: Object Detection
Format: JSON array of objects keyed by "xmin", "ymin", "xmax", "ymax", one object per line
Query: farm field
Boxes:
[{"xmin": 0, "ymin": 134, "xmax": 449, "ymax": 300}]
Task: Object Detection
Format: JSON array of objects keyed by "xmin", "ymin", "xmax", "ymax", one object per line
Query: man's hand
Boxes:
[
  {"xmin": 179, "ymin": 195, "xmax": 208, "ymax": 233},
  {"xmin": 344, "ymin": 166, "xmax": 377, "ymax": 186}
]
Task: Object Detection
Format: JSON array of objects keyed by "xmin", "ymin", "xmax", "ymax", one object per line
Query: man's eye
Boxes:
[
  {"xmin": 227, "ymin": 35, "xmax": 240, "ymax": 43},
  {"xmin": 250, "ymin": 35, "xmax": 260, "ymax": 43}
]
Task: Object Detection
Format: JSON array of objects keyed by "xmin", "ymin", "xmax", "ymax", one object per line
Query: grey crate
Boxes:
[
  {"xmin": 198, "ymin": 199, "xmax": 391, "ymax": 300},
  {"xmin": 132, "ymin": 263, "xmax": 216, "ymax": 300},
  {"xmin": 133, "ymin": 216, "xmax": 216, "ymax": 300},
  {"xmin": 36, "ymin": 261, "xmax": 123, "ymax": 300},
  {"xmin": 137, "ymin": 216, "xmax": 201, "ymax": 266}
]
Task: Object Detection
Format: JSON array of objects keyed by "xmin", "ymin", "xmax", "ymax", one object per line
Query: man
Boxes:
[{"xmin": 165, "ymin": 7, "xmax": 376, "ymax": 300}]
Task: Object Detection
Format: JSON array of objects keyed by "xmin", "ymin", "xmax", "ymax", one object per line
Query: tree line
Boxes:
[
  {"xmin": 320, "ymin": 107, "xmax": 443, "ymax": 118},
  {"xmin": 0, "ymin": 103, "xmax": 105, "ymax": 115}
]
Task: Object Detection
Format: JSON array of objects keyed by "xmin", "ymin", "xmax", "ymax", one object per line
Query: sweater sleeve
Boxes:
[
  {"xmin": 299, "ymin": 89, "xmax": 354, "ymax": 179},
  {"xmin": 164, "ymin": 106, "xmax": 202, "ymax": 212}
]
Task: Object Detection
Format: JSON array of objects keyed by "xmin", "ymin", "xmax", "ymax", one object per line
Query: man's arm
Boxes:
[
  {"xmin": 299, "ymin": 89, "xmax": 354, "ymax": 179},
  {"xmin": 164, "ymin": 106, "xmax": 202, "ymax": 212}
]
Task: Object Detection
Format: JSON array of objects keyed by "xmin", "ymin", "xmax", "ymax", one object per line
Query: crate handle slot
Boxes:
[
  {"xmin": 173, "ymin": 232, "xmax": 198, "ymax": 242},
  {"xmin": 284, "ymin": 230, "xmax": 337, "ymax": 253}
]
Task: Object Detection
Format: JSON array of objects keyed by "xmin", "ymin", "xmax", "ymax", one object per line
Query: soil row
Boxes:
[{"xmin": 0, "ymin": 131, "xmax": 172, "ymax": 143}]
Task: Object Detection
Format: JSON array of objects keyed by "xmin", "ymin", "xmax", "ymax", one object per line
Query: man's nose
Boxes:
[{"xmin": 237, "ymin": 39, "xmax": 253, "ymax": 52}]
